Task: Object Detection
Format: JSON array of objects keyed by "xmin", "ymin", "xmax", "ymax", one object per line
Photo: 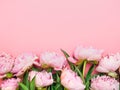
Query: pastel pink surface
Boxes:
[{"xmin": 0, "ymin": 0, "xmax": 120, "ymax": 56}]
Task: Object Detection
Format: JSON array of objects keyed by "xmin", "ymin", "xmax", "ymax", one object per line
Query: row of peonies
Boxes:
[{"xmin": 0, "ymin": 46, "xmax": 120, "ymax": 90}]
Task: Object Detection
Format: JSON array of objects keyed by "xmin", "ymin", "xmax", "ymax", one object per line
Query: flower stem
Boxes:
[
  {"xmin": 74, "ymin": 66, "xmax": 85, "ymax": 84},
  {"xmin": 83, "ymin": 60, "xmax": 87, "ymax": 77}
]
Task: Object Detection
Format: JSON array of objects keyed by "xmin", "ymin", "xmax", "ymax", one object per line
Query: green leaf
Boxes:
[
  {"xmin": 50, "ymin": 85, "xmax": 55, "ymax": 90},
  {"xmin": 85, "ymin": 64, "xmax": 95, "ymax": 82},
  {"xmin": 61, "ymin": 49, "xmax": 70, "ymax": 58},
  {"xmin": 19, "ymin": 83, "xmax": 29, "ymax": 90},
  {"xmin": 55, "ymin": 83, "xmax": 61, "ymax": 89},
  {"xmin": 56, "ymin": 73, "xmax": 60, "ymax": 82},
  {"xmin": 50, "ymin": 71, "xmax": 64, "ymax": 90},
  {"xmin": 30, "ymin": 77, "xmax": 35, "ymax": 90},
  {"xmin": 23, "ymin": 71, "xmax": 30, "ymax": 89},
  {"xmin": 85, "ymin": 64, "xmax": 95, "ymax": 90},
  {"xmin": 32, "ymin": 67, "xmax": 39, "ymax": 71}
]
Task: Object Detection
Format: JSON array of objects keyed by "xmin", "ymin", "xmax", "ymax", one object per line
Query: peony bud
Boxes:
[
  {"xmin": 61, "ymin": 69, "xmax": 85, "ymax": 90},
  {"xmin": 35, "ymin": 70, "xmax": 53, "ymax": 88}
]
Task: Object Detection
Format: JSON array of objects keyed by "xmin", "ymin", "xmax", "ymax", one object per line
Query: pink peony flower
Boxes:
[
  {"xmin": 0, "ymin": 78, "xmax": 20, "ymax": 90},
  {"xmin": 28, "ymin": 70, "xmax": 53, "ymax": 88},
  {"xmin": 35, "ymin": 70, "xmax": 53, "ymax": 88},
  {"xmin": 12, "ymin": 53, "xmax": 39, "ymax": 76},
  {"xmin": 61, "ymin": 69, "xmax": 85, "ymax": 90},
  {"xmin": 40, "ymin": 51, "xmax": 67, "ymax": 70},
  {"xmin": 74, "ymin": 46, "xmax": 103, "ymax": 61},
  {"xmin": 96, "ymin": 53, "xmax": 120, "ymax": 73},
  {"xmin": 0, "ymin": 52, "xmax": 14, "ymax": 78},
  {"xmin": 28, "ymin": 71, "xmax": 38, "ymax": 81},
  {"xmin": 91, "ymin": 75, "xmax": 119, "ymax": 90}
]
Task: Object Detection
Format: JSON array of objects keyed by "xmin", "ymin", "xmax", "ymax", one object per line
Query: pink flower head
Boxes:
[
  {"xmin": 0, "ymin": 78, "xmax": 20, "ymax": 90},
  {"xmin": 28, "ymin": 71, "xmax": 38, "ymax": 81},
  {"xmin": 96, "ymin": 53, "xmax": 120, "ymax": 73},
  {"xmin": 61, "ymin": 69, "xmax": 85, "ymax": 90},
  {"xmin": 12, "ymin": 53, "xmax": 39, "ymax": 76},
  {"xmin": 0, "ymin": 52, "xmax": 14, "ymax": 78},
  {"xmin": 40, "ymin": 51, "xmax": 67, "ymax": 70},
  {"xmin": 74, "ymin": 46, "xmax": 103, "ymax": 61},
  {"xmin": 35, "ymin": 70, "xmax": 53, "ymax": 87},
  {"xmin": 91, "ymin": 75, "xmax": 119, "ymax": 90}
]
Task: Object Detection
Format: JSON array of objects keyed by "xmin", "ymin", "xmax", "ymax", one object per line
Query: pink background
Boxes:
[{"xmin": 0, "ymin": 0, "xmax": 120, "ymax": 56}]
